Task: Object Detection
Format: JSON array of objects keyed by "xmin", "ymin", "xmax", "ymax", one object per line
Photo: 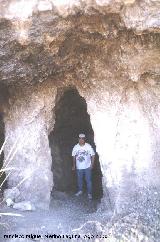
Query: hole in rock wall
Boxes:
[
  {"xmin": 49, "ymin": 87, "xmax": 103, "ymax": 199},
  {"xmin": 0, "ymin": 113, "xmax": 6, "ymax": 200}
]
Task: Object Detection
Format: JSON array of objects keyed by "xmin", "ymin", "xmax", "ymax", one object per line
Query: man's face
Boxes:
[{"xmin": 78, "ymin": 137, "xmax": 85, "ymax": 145}]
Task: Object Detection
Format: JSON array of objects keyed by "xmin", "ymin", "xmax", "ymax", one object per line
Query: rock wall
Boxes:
[
  {"xmin": 3, "ymin": 83, "xmax": 57, "ymax": 209},
  {"xmin": 0, "ymin": 113, "xmax": 5, "ymax": 195},
  {"xmin": 82, "ymin": 83, "xmax": 160, "ymax": 213},
  {"xmin": 0, "ymin": 1, "xmax": 159, "ymax": 212},
  {"xmin": 77, "ymin": 32, "xmax": 160, "ymax": 213},
  {"xmin": 0, "ymin": 0, "xmax": 160, "ymax": 32}
]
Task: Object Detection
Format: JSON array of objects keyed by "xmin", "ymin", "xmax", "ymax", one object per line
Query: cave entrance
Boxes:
[
  {"xmin": 0, "ymin": 113, "xmax": 6, "ymax": 201},
  {"xmin": 49, "ymin": 87, "xmax": 103, "ymax": 200}
]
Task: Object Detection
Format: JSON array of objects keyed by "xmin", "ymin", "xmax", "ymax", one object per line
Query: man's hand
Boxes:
[
  {"xmin": 72, "ymin": 166, "xmax": 76, "ymax": 171},
  {"xmin": 90, "ymin": 163, "xmax": 94, "ymax": 169},
  {"xmin": 90, "ymin": 155, "xmax": 95, "ymax": 169}
]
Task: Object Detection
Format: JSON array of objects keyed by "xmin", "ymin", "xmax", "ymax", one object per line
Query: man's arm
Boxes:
[
  {"xmin": 89, "ymin": 144, "xmax": 95, "ymax": 169},
  {"xmin": 72, "ymin": 145, "xmax": 76, "ymax": 170},
  {"xmin": 72, "ymin": 156, "xmax": 76, "ymax": 170},
  {"xmin": 91, "ymin": 155, "xmax": 95, "ymax": 169}
]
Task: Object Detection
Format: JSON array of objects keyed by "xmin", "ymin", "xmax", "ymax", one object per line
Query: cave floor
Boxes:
[
  {"xmin": 0, "ymin": 192, "xmax": 111, "ymax": 241},
  {"xmin": 0, "ymin": 190, "xmax": 160, "ymax": 241}
]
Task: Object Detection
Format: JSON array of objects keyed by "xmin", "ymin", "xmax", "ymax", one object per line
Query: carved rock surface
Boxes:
[
  {"xmin": 0, "ymin": 0, "xmax": 159, "ymax": 216},
  {"xmin": 4, "ymin": 187, "xmax": 20, "ymax": 201},
  {"xmin": 0, "ymin": 0, "xmax": 160, "ymax": 32},
  {"xmin": 13, "ymin": 201, "xmax": 35, "ymax": 211}
]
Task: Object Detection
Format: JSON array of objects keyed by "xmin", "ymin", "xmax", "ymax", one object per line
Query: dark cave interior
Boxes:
[{"xmin": 49, "ymin": 88, "xmax": 103, "ymax": 199}]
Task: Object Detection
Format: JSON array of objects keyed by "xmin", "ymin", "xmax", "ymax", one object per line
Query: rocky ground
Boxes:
[
  {"xmin": 0, "ymin": 191, "xmax": 106, "ymax": 242},
  {"xmin": 0, "ymin": 189, "xmax": 160, "ymax": 242}
]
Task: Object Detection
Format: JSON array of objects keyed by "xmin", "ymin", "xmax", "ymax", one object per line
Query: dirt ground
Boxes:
[
  {"xmin": 1, "ymin": 189, "xmax": 160, "ymax": 242},
  {"xmin": 0, "ymin": 191, "xmax": 112, "ymax": 242}
]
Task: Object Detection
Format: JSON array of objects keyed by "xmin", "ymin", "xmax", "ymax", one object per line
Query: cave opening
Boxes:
[
  {"xmin": 0, "ymin": 112, "xmax": 6, "ymax": 200},
  {"xmin": 49, "ymin": 87, "xmax": 103, "ymax": 200}
]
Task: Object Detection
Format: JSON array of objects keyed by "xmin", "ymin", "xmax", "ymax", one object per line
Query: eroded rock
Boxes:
[
  {"xmin": 0, "ymin": 0, "xmax": 159, "ymax": 32},
  {"xmin": 4, "ymin": 187, "xmax": 20, "ymax": 201},
  {"xmin": 6, "ymin": 198, "xmax": 14, "ymax": 207},
  {"xmin": 0, "ymin": 0, "xmax": 159, "ymax": 223},
  {"xmin": 13, "ymin": 201, "xmax": 35, "ymax": 211}
]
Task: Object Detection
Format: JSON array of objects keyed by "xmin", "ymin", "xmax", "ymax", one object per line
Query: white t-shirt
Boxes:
[{"xmin": 72, "ymin": 143, "xmax": 95, "ymax": 169}]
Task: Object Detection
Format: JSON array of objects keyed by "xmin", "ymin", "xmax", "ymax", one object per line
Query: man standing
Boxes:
[{"xmin": 72, "ymin": 134, "xmax": 95, "ymax": 199}]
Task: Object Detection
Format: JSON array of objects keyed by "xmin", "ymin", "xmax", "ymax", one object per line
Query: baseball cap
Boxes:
[{"xmin": 79, "ymin": 133, "xmax": 85, "ymax": 138}]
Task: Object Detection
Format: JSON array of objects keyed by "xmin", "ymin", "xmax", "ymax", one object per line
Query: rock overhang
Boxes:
[
  {"xmin": 0, "ymin": 0, "xmax": 159, "ymax": 87},
  {"xmin": 0, "ymin": 0, "xmax": 160, "ymax": 29},
  {"xmin": 0, "ymin": 11, "xmax": 160, "ymax": 87},
  {"xmin": 0, "ymin": 0, "xmax": 160, "ymax": 212}
]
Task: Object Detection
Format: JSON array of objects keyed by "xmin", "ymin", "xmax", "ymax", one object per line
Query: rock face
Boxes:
[
  {"xmin": 3, "ymin": 83, "xmax": 57, "ymax": 209},
  {"xmin": 0, "ymin": 0, "xmax": 160, "ymax": 32},
  {"xmin": 13, "ymin": 201, "xmax": 35, "ymax": 211},
  {"xmin": 0, "ymin": 0, "xmax": 159, "ymax": 213}
]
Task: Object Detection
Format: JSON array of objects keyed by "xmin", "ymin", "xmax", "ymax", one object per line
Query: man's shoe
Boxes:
[
  {"xmin": 88, "ymin": 194, "xmax": 92, "ymax": 200},
  {"xmin": 75, "ymin": 191, "xmax": 83, "ymax": 196}
]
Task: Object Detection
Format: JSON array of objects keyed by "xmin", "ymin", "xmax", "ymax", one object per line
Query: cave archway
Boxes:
[
  {"xmin": 49, "ymin": 87, "xmax": 103, "ymax": 199},
  {"xmin": 0, "ymin": 112, "xmax": 6, "ymax": 200}
]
